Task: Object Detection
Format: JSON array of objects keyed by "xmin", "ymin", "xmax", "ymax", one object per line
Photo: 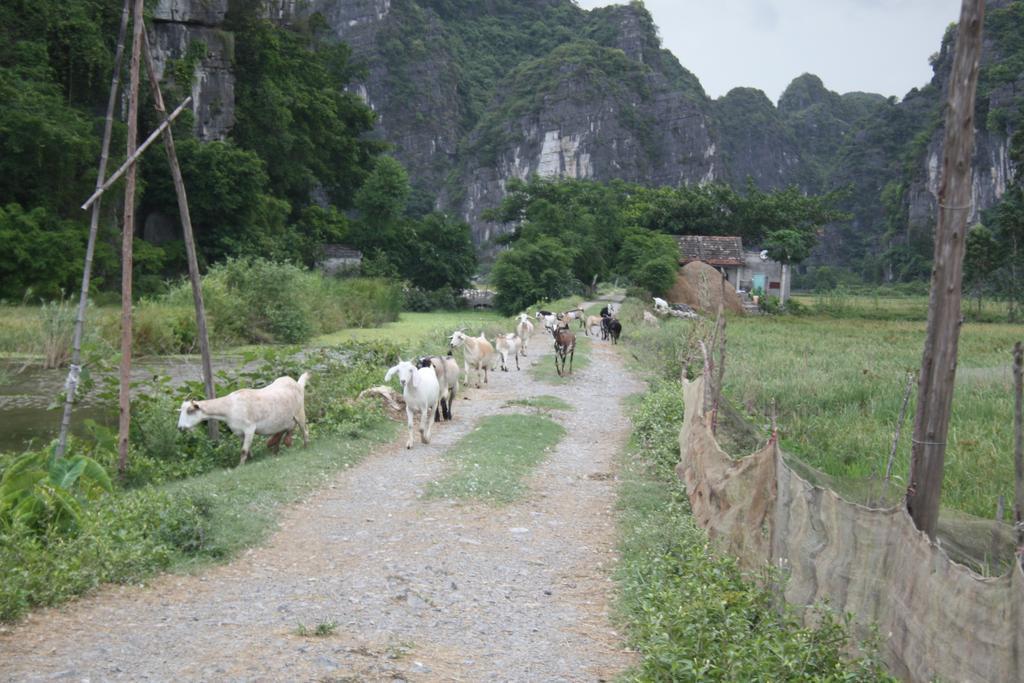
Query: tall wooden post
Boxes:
[
  {"xmin": 56, "ymin": 0, "xmax": 130, "ymax": 459},
  {"xmin": 117, "ymin": 0, "xmax": 145, "ymax": 475},
  {"xmin": 141, "ymin": 31, "xmax": 218, "ymax": 439},
  {"xmin": 1013, "ymin": 342, "xmax": 1023, "ymax": 551},
  {"xmin": 906, "ymin": 0, "xmax": 985, "ymax": 539}
]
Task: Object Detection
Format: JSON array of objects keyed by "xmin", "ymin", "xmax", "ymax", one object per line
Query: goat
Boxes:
[
  {"xmin": 559, "ymin": 307, "xmax": 586, "ymax": 330},
  {"xmin": 385, "ymin": 358, "xmax": 441, "ymax": 449},
  {"xmin": 584, "ymin": 314, "xmax": 604, "ymax": 336},
  {"xmin": 515, "ymin": 313, "xmax": 534, "ymax": 356},
  {"xmin": 177, "ymin": 373, "xmax": 310, "ymax": 466},
  {"xmin": 652, "ymin": 296, "xmax": 669, "ymax": 313},
  {"xmin": 418, "ymin": 354, "xmax": 460, "ymax": 421},
  {"xmin": 601, "ymin": 316, "xmax": 622, "ymax": 344},
  {"xmin": 449, "ymin": 330, "xmax": 495, "ymax": 388},
  {"xmin": 551, "ymin": 321, "xmax": 576, "ymax": 376},
  {"xmin": 494, "ymin": 333, "xmax": 521, "ymax": 371},
  {"xmin": 643, "ymin": 310, "xmax": 660, "ymax": 326},
  {"xmin": 537, "ymin": 312, "xmax": 558, "ymax": 333}
]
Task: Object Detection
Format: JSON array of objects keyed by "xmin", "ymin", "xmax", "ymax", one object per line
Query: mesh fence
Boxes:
[{"xmin": 677, "ymin": 376, "xmax": 1024, "ymax": 683}]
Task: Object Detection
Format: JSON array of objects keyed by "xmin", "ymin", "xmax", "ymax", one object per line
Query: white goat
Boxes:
[
  {"xmin": 385, "ymin": 358, "xmax": 441, "ymax": 449},
  {"xmin": 494, "ymin": 333, "xmax": 521, "ymax": 371},
  {"xmin": 419, "ymin": 354, "xmax": 460, "ymax": 421},
  {"xmin": 449, "ymin": 330, "xmax": 495, "ymax": 388},
  {"xmin": 515, "ymin": 313, "xmax": 534, "ymax": 356},
  {"xmin": 177, "ymin": 373, "xmax": 310, "ymax": 466},
  {"xmin": 653, "ymin": 296, "xmax": 669, "ymax": 312}
]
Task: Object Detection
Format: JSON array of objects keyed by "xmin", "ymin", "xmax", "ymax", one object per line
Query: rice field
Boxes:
[{"xmin": 723, "ymin": 313, "xmax": 1021, "ymax": 519}]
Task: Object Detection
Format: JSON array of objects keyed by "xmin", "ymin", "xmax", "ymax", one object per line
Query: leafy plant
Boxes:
[{"xmin": 0, "ymin": 448, "xmax": 112, "ymax": 533}]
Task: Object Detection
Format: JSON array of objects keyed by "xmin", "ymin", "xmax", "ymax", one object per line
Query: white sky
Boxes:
[{"xmin": 575, "ymin": 0, "xmax": 963, "ymax": 103}]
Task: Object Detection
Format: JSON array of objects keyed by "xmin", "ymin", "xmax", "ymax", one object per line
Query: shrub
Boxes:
[
  {"xmin": 0, "ymin": 486, "xmax": 212, "ymax": 622},
  {"xmin": 161, "ymin": 258, "xmax": 402, "ymax": 345}
]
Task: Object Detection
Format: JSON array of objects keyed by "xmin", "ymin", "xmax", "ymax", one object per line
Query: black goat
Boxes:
[{"xmin": 601, "ymin": 316, "xmax": 622, "ymax": 344}]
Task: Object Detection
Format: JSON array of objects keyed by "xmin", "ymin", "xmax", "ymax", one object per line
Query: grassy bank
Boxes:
[
  {"xmin": 615, "ymin": 381, "xmax": 892, "ymax": 680},
  {"xmin": 0, "ymin": 261, "xmax": 403, "ymax": 360}
]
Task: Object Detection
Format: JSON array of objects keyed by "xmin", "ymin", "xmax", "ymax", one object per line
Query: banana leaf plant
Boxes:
[{"xmin": 0, "ymin": 446, "xmax": 113, "ymax": 534}]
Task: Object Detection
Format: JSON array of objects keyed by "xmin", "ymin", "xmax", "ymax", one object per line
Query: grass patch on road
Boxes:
[
  {"xmin": 529, "ymin": 334, "xmax": 592, "ymax": 383},
  {"xmin": 426, "ymin": 414, "xmax": 564, "ymax": 503},
  {"xmin": 505, "ymin": 395, "xmax": 572, "ymax": 412}
]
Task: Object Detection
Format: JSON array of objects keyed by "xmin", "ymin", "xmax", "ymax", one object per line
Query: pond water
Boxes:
[{"xmin": 0, "ymin": 356, "xmax": 243, "ymax": 454}]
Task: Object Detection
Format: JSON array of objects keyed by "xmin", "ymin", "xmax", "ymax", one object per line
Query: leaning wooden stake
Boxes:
[
  {"xmin": 80, "ymin": 95, "xmax": 192, "ymax": 211},
  {"xmin": 142, "ymin": 30, "xmax": 218, "ymax": 440},
  {"xmin": 55, "ymin": 0, "xmax": 131, "ymax": 459},
  {"xmin": 881, "ymin": 371, "xmax": 915, "ymax": 503},
  {"xmin": 1013, "ymin": 342, "xmax": 1023, "ymax": 552},
  {"xmin": 907, "ymin": 0, "xmax": 985, "ymax": 540},
  {"xmin": 991, "ymin": 494, "xmax": 1006, "ymax": 568},
  {"xmin": 117, "ymin": 0, "xmax": 145, "ymax": 475}
]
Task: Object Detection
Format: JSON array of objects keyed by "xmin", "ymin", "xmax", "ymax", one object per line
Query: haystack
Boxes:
[
  {"xmin": 356, "ymin": 385, "xmax": 406, "ymax": 420},
  {"xmin": 665, "ymin": 261, "xmax": 745, "ymax": 314}
]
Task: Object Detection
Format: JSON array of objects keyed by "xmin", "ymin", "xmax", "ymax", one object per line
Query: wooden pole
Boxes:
[
  {"xmin": 991, "ymin": 494, "xmax": 1006, "ymax": 569},
  {"xmin": 55, "ymin": 0, "xmax": 131, "ymax": 459},
  {"xmin": 906, "ymin": 0, "xmax": 985, "ymax": 540},
  {"xmin": 118, "ymin": 0, "xmax": 144, "ymax": 475},
  {"xmin": 1013, "ymin": 342, "xmax": 1023, "ymax": 551},
  {"xmin": 141, "ymin": 30, "xmax": 218, "ymax": 440},
  {"xmin": 80, "ymin": 95, "xmax": 192, "ymax": 211}
]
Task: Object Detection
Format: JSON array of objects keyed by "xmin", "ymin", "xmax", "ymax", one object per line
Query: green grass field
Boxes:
[{"xmin": 723, "ymin": 314, "xmax": 1020, "ymax": 518}]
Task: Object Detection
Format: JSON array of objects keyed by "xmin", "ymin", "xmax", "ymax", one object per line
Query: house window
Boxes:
[{"xmin": 769, "ymin": 281, "xmax": 780, "ymax": 289}]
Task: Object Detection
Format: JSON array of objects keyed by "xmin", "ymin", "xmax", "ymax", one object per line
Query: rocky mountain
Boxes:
[{"xmin": 149, "ymin": 0, "xmax": 1021, "ymax": 272}]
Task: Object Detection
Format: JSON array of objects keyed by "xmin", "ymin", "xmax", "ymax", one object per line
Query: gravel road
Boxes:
[{"xmin": 0, "ymin": 328, "xmax": 643, "ymax": 682}]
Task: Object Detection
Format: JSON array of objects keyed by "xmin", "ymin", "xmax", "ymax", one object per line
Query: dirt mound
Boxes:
[{"xmin": 665, "ymin": 261, "xmax": 745, "ymax": 314}]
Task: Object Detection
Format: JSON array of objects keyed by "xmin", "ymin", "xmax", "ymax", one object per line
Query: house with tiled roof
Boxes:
[
  {"xmin": 319, "ymin": 244, "xmax": 363, "ymax": 276},
  {"xmin": 674, "ymin": 235, "xmax": 790, "ymax": 301}
]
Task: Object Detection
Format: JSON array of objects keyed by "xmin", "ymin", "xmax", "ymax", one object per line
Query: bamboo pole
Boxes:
[
  {"xmin": 55, "ymin": 0, "xmax": 131, "ymax": 459},
  {"xmin": 141, "ymin": 30, "xmax": 218, "ymax": 440},
  {"xmin": 907, "ymin": 0, "xmax": 985, "ymax": 539},
  {"xmin": 1013, "ymin": 342, "xmax": 1022, "ymax": 551},
  {"xmin": 80, "ymin": 95, "xmax": 192, "ymax": 211},
  {"xmin": 117, "ymin": 0, "xmax": 145, "ymax": 475}
]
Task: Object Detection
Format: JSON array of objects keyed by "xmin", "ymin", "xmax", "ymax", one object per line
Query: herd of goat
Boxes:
[{"xmin": 178, "ymin": 303, "xmax": 627, "ymax": 459}]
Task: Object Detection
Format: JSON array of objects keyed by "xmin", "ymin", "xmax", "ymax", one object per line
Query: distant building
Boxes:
[
  {"xmin": 319, "ymin": 244, "xmax": 362, "ymax": 276},
  {"xmin": 675, "ymin": 235, "xmax": 745, "ymax": 284},
  {"xmin": 674, "ymin": 235, "xmax": 790, "ymax": 301}
]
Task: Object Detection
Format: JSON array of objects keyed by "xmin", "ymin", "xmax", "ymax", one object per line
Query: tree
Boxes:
[
  {"xmin": 228, "ymin": 10, "xmax": 381, "ymax": 211},
  {"xmin": 403, "ymin": 213, "xmax": 477, "ymax": 292},
  {"xmin": 618, "ymin": 228, "xmax": 678, "ymax": 295},
  {"xmin": 963, "ymin": 223, "xmax": 1002, "ymax": 313},
  {"xmin": 491, "ymin": 236, "xmax": 574, "ymax": 315}
]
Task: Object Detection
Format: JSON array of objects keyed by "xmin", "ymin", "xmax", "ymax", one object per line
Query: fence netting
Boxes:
[{"xmin": 677, "ymin": 376, "xmax": 1024, "ymax": 683}]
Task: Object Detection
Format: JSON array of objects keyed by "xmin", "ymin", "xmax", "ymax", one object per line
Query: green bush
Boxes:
[
  {"xmin": 161, "ymin": 258, "xmax": 402, "ymax": 346},
  {"xmin": 0, "ymin": 484, "xmax": 212, "ymax": 622}
]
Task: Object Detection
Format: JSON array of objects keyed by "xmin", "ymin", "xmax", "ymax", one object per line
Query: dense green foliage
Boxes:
[{"xmin": 485, "ymin": 176, "xmax": 845, "ymax": 313}]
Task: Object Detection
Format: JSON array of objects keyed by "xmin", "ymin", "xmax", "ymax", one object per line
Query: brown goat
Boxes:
[{"xmin": 552, "ymin": 323, "xmax": 576, "ymax": 376}]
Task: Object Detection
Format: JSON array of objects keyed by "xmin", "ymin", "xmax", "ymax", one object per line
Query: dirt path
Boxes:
[{"xmin": 0, "ymin": 329, "xmax": 643, "ymax": 682}]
